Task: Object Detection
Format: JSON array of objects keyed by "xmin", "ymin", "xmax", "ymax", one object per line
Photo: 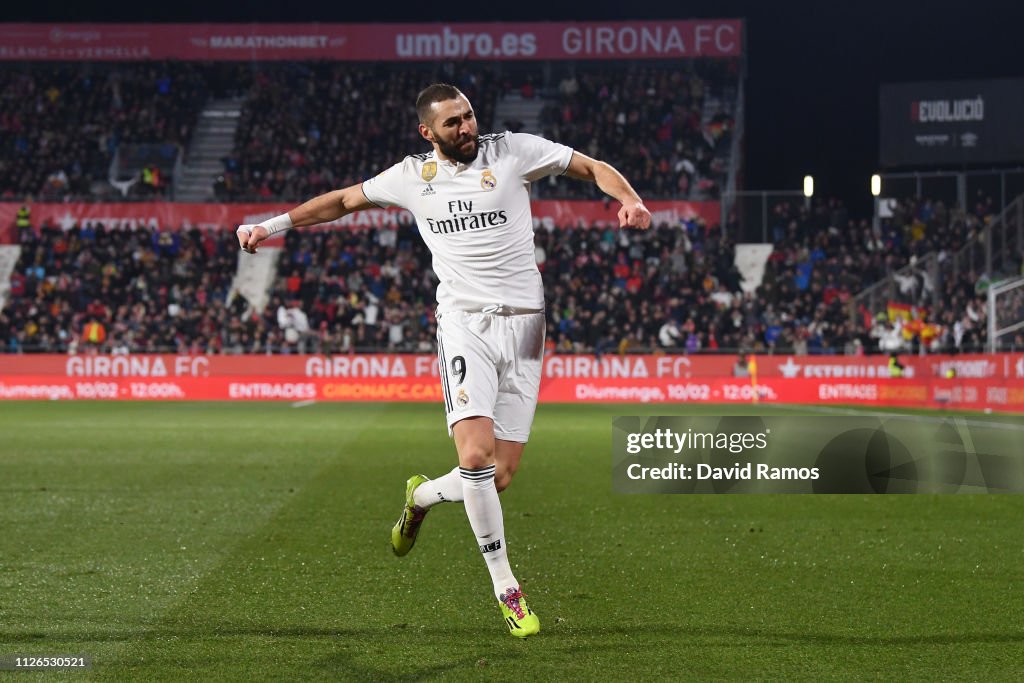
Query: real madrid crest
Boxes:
[
  {"xmin": 456, "ymin": 388, "xmax": 469, "ymax": 407},
  {"xmin": 480, "ymin": 169, "xmax": 497, "ymax": 191},
  {"xmin": 421, "ymin": 161, "xmax": 437, "ymax": 182}
]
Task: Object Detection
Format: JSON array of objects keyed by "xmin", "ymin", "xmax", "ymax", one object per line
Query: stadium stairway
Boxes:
[
  {"xmin": 493, "ymin": 92, "xmax": 546, "ymax": 134},
  {"xmin": 174, "ymin": 98, "xmax": 245, "ymax": 202},
  {"xmin": 227, "ymin": 246, "xmax": 282, "ymax": 315},
  {"xmin": 0, "ymin": 245, "xmax": 21, "ymax": 311}
]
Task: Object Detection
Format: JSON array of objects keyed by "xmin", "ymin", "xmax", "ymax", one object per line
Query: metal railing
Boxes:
[
  {"xmin": 850, "ymin": 252, "xmax": 940, "ymax": 325},
  {"xmin": 720, "ymin": 190, "xmax": 806, "ymax": 243},
  {"xmin": 721, "ymin": 58, "xmax": 746, "ymax": 222},
  {"xmin": 880, "ymin": 167, "xmax": 1024, "ymax": 216},
  {"xmin": 949, "ymin": 193, "xmax": 1024, "ymax": 280}
]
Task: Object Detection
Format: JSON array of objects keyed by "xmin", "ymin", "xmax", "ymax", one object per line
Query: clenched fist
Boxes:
[
  {"xmin": 236, "ymin": 224, "xmax": 271, "ymax": 254},
  {"xmin": 618, "ymin": 201, "xmax": 652, "ymax": 230}
]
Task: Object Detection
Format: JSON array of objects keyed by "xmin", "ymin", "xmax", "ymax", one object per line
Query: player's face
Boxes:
[{"xmin": 421, "ymin": 95, "xmax": 479, "ymax": 163}]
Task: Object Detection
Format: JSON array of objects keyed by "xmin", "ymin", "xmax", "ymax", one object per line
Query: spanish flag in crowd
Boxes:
[
  {"xmin": 886, "ymin": 301, "xmax": 918, "ymax": 322},
  {"xmin": 887, "ymin": 301, "xmax": 942, "ymax": 341},
  {"xmin": 83, "ymin": 321, "xmax": 106, "ymax": 344}
]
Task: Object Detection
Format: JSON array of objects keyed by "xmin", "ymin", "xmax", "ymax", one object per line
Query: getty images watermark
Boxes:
[{"xmin": 612, "ymin": 415, "xmax": 1024, "ymax": 494}]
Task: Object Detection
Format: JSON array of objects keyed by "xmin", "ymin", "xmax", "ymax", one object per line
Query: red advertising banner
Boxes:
[
  {"xmin": 0, "ymin": 22, "xmax": 743, "ymax": 62},
  {"xmin": 2, "ymin": 354, "xmax": 1023, "ymax": 412},
  {"xmin": 751, "ymin": 353, "xmax": 1024, "ymax": 381},
  {"xmin": 537, "ymin": 377, "xmax": 1024, "ymax": 412},
  {"xmin": 1, "ymin": 375, "xmax": 1021, "ymax": 412},
  {"xmin": 2, "ymin": 353, "xmax": 1023, "ymax": 381},
  {"xmin": 0, "ymin": 376, "xmax": 443, "ymax": 402},
  {"xmin": 0, "ymin": 200, "xmax": 721, "ymax": 243}
]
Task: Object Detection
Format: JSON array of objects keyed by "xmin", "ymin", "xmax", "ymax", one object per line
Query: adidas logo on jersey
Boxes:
[{"xmin": 421, "ymin": 184, "xmax": 436, "ymax": 196}]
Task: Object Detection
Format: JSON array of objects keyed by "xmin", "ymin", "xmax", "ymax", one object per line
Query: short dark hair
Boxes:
[{"xmin": 416, "ymin": 83, "xmax": 464, "ymax": 125}]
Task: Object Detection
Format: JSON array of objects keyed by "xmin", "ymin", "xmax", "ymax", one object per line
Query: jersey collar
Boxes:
[{"xmin": 434, "ymin": 150, "xmax": 474, "ymax": 175}]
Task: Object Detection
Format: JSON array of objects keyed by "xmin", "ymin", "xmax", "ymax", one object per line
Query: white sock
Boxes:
[
  {"xmin": 412, "ymin": 466, "xmax": 464, "ymax": 509},
  {"xmin": 461, "ymin": 464, "xmax": 517, "ymax": 599}
]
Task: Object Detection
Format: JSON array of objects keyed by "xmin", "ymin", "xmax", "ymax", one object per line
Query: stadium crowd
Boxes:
[
  {"xmin": 0, "ymin": 63, "xmax": 241, "ymax": 201},
  {"xmin": 216, "ymin": 61, "xmax": 737, "ymax": 203},
  {"xmin": 2, "ymin": 219, "xmax": 241, "ymax": 354},
  {"xmin": 217, "ymin": 63, "xmax": 503, "ymax": 202},
  {"xmin": 0, "ymin": 59, "xmax": 740, "ymax": 204},
  {"xmin": 3, "ymin": 192, "xmax": 1017, "ymax": 355},
  {"xmin": 1, "ymin": 58, "xmax": 1017, "ymax": 356},
  {"xmin": 751, "ymin": 193, "xmax": 1018, "ymax": 354},
  {"xmin": 536, "ymin": 62, "xmax": 736, "ymax": 201}
]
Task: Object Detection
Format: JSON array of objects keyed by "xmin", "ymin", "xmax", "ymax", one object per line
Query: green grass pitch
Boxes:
[{"xmin": 1, "ymin": 401, "xmax": 1022, "ymax": 680}]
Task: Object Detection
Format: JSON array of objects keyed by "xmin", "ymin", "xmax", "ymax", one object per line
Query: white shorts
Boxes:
[{"xmin": 436, "ymin": 310, "xmax": 545, "ymax": 443}]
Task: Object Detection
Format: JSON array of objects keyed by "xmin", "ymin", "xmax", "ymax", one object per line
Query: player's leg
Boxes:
[
  {"xmin": 453, "ymin": 415, "xmax": 538, "ymax": 637},
  {"xmin": 493, "ymin": 439, "xmax": 524, "ymax": 492},
  {"xmin": 400, "ymin": 438, "xmax": 520, "ymax": 510},
  {"xmin": 392, "ymin": 311, "xmax": 496, "ymax": 557},
  {"xmin": 390, "ymin": 464, "xmax": 466, "ymax": 556},
  {"xmin": 410, "ymin": 467, "xmax": 464, "ymax": 507},
  {"xmin": 452, "ymin": 417, "xmax": 514, "ymax": 593},
  {"xmin": 492, "ymin": 312, "xmax": 545, "ymax": 491},
  {"xmin": 479, "ymin": 312, "xmax": 544, "ymax": 636},
  {"xmin": 438, "ymin": 310, "xmax": 506, "ymax": 577}
]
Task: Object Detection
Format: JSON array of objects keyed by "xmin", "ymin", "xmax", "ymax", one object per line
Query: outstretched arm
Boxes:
[
  {"xmin": 237, "ymin": 183, "xmax": 374, "ymax": 254},
  {"xmin": 563, "ymin": 152, "xmax": 652, "ymax": 229}
]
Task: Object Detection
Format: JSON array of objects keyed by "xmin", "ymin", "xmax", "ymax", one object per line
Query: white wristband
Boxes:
[{"xmin": 261, "ymin": 212, "xmax": 294, "ymax": 236}]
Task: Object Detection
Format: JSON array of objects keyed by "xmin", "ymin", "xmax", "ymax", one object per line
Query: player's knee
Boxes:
[{"xmin": 458, "ymin": 444, "xmax": 495, "ymax": 471}]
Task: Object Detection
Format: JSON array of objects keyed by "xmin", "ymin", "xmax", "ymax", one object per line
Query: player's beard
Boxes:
[{"xmin": 436, "ymin": 134, "xmax": 479, "ymax": 163}]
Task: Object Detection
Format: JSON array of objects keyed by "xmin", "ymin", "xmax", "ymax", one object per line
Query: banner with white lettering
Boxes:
[
  {"xmin": 880, "ymin": 78, "xmax": 1024, "ymax": 166},
  {"xmin": 0, "ymin": 22, "xmax": 743, "ymax": 61},
  {"xmin": 2, "ymin": 353, "xmax": 1022, "ymax": 380},
  {"xmin": 2, "ymin": 354, "xmax": 1023, "ymax": 411}
]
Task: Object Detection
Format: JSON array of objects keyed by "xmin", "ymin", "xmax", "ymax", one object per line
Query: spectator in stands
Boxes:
[{"xmin": 657, "ymin": 318, "xmax": 682, "ymax": 348}]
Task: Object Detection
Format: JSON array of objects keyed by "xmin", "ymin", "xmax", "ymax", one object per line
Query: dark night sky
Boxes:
[{"xmin": 8, "ymin": 0, "xmax": 1023, "ymax": 215}]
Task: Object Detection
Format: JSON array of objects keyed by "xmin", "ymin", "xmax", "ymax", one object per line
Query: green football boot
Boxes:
[
  {"xmin": 498, "ymin": 587, "xmax": 540, "ymax": 638},
  {"xmin": 391, "ymin": 475, "xmax": 430, "ymax": 557}
]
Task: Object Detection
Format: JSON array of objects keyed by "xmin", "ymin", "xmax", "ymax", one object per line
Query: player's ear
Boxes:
[{"xmin": 418, "ymin": 123, "xmax": 435, "ymax": 143}]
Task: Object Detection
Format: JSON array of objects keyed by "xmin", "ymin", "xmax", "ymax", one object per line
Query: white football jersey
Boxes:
[{"xmin": 361, "ymin": 132, "xmax": 573, "ymax": 315}]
